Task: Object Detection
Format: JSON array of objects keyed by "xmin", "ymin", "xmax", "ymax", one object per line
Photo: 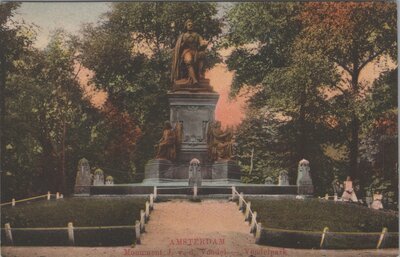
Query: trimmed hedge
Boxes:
[
  {"xmin": 1, "ymin": 197, "xmax": 147, "ymax": 246},
  {"xmin": 250, "ymin": 198, "xmax": 398, "ymax": 232},
  {"xmin": 248, "ymin": 197, "xmax": 399, "ymax": 249}
]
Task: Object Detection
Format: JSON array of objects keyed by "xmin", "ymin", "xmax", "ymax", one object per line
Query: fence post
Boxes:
[
  {"xmin": 377, "ymin": 227, "xmax": 387, "ymax": 249},
  {"xmin": 140, "ymin": 210, "xmax": 145, "ymax": 232},
  {"xmin": 255, "ymin": 222, "xmax": 262, "ymax": 244},
  {"xmin": 145, "ymin": 201, "xmax": 150, "ymax": 222},
  {"xmin": 5, "ymin": 223, "xmax": 13, "ymax": 245},
  {"xmin": 250, "ymin": 211, "xmax": 257, "ymax": 234},
  {"xmin": 68, "ymin": 222, "xmax": 75, "ymax": 245},
  {"xmin": 154, "ymin": 186, "xmax": 157, "ymax": 200},
  {"xmin": 334, "ymin": 194, "xmax": 338, "ymax": 202},
  {"xmin": 150, "ymin": 194, "xmax": 154, "ymax": 210},
  {"xmin": 60, "ymin": 194, "xmax": 64, "ymax": 199},
  {"xmin": 244, "ymin": 202, "xmax": 251, "ymax": 222},
  {"xmin": 239, "ymin": 192, "xmax": 244, "ymax": 211},
  {"xmin": 47, "ymin": 191, "xmax": 51, "ymax": 200},
  {"xmin": 324, "ymin": 194, "xmax": 329, "ymax": 200},
  {"xmin": 231, "ymin": 186, "xmax": 236, "ymax": 200},
  {"xmin": 11, "ymin": 198, "xmax": 15, "ymax": 207},
  {"xmin": 135, "ymin": 220, "xmax": 141, "ymax": 244},
  {"xmin": 320, "ymin": 227, "xmax": 329, "ymax": 248},
  {"xmin": 56, "ymin": 192, "xmax": 60, "ymax": 200}
]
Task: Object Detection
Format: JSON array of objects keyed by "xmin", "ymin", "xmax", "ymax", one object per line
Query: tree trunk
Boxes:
[
  {"xmin": 349, "ymin": 112, "xmax": 359, "ymax": 179},
  {"xmin": 349, "ymin": 67, "xmax": 360, "ymax": 180},
  {"xmin": 59, "ymin": 119, "xmax": 66, "ymax": 194},
  {"xmin": 0, "ymin": 56, "xmax": 6, "ymax": 173},
  {"xmin": 297, "ymin": 86, "xmax": 307, "ymax": 160}
]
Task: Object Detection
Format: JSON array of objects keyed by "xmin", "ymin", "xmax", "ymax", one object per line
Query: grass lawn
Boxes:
[
  {"xmin": 249, "ymin": 198, "xmax": 398, "ymax": 233},
  {"xmin": 1, "ymin": 196, "xmax": 147, "ymax": 228}
]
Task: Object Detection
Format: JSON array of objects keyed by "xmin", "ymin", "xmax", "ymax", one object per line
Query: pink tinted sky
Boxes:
[{"xmin": 78, "ymin": 63, "xmax": 248, "ymax": 128}]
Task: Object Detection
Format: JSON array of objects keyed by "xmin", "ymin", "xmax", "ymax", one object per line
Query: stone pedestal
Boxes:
[
  {"xmin": 143, "ymin": 90, "xmax": 242, "ymax": 184},
  {"xmin": 296, "ymin": 159, "xmax": 314, "ymax": 195},
  {"xmin": 212, "ymin": 160, "xmax": 241, "ymax": 183},
  {"xmin": 168, "ymin": 91, "xmax": 219, "ymax": 163},
  {"xmin": 144, "ymin": 159, "xmax": 174, "ymax": 183},
  {"xmin": 74, "ymin": 158, "xmax": 91, "ymax": 194}
]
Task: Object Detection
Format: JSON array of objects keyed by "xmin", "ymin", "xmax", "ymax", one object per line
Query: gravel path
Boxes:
[{"xmin": 2, "ymin": 199, "xmax": 398, "ymax": 257}]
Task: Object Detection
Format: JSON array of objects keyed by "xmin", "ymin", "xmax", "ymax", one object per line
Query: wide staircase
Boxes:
[{"xmin": 133, "ymin": 199, "xmax": 264, "ymax": 257}]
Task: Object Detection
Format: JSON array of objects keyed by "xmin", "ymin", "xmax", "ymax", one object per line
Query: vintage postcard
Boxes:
[{"xmin": 0, "ymin": 1, "xmax": 398, "ymax": 257}]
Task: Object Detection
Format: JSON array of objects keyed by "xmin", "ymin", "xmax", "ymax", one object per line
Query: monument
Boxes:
[{"xmin": 144, "ymin": 19, "xmax": 241, "ymax": 184}]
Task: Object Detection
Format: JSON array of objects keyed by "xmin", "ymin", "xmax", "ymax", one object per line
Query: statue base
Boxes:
[
  {"xmin": 143, "ymin": 159, "xmax": 242, "ymax": 184},
  {"xmin": 74, "ymin": 185, "xmax": 90, "ymax": 195},
  {"xmin": 173, "ymin": 78, "xmax": 213, "ymax": 92},
  {"xmin": 212, "ymin": 160, "xmax": 241, "ymax": 183},
  {"xmin": 143, "ymin": 159, "xmax": 174, "ymax": 183}
]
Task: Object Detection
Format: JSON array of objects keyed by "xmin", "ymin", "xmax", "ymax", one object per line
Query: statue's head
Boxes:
[
  {"xmin": 184, "ymin": 19, "xmax": 193, "ymax": 31},
  {"xmin": 164, "ymin": 121, "xmax": 172, "ymax": 129}
]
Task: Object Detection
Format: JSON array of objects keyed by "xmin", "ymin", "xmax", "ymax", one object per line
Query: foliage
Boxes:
[
  {"xmin": 360, "ymin": 69, "xmax": 398, "ymax": 206},
  {"xmin": 298, "ymin": 2, "xmax": 397, "ymax": 179},
  {"xmin": 226, "ymin": 3, "xmax": 341, "ymax": 194},
  {"xmin": 88, "ymin": 101, "xmax": 141, "ymax": 183},
  {"xmin": 2, "ymin": 29, "xmax": 100, "ymax": 200},
  {"xmin": 225, "ymin": 2, "xmax": 397, "ymax": 196},
  {"xmin": 0, "ymin": 3, "xmax": 36, "ymax": 177}
]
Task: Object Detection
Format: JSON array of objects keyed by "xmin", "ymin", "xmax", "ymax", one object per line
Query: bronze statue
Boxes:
[
  {"xmin": 156, "ymin": 121, "xmax": 183, "ymax": 161},
  {"xmin": 207, "ymin": 121, "xmax": 234, "ymax": 161},
  {"xmin": 171, "ymin": 19, "xmax": 211, "ymax": 91}
]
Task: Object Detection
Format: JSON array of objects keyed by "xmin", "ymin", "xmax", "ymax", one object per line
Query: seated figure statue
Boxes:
[
  {"xmin": 171, "ymin": 19, "xmax": 212, "ymax": 91},
  {"xmin": 207, "ymin": 121, "xmax": 234, "ymax": 161},
  {"xmin": 155, "ymin": 121, "xmax": 182, "ymax": 161}
]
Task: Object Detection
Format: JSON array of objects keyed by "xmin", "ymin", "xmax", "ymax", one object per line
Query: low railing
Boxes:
[
  {"xmin": 230, "ymin": 186, "xmax": 398, "ymax": 249},
  {"xmin": 2, "ymin": 194, "xmax": 155, "ymax": 246},
  {"xmin": 0, "ymin": 192, "xmax": 63, "ymax": 207}
]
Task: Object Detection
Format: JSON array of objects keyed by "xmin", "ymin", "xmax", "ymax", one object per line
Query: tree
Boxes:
[
  {"xmin": 298, "ymin": 2, "xmax": 397, "ymax": 179},
  {"xmin": 0, "ymin": 3, "xmax": 35, "ymax": 173},
  {"xmin": 88, "ymin": 100, "xmax": 141, "ymax": 183},
  {"xmin": 224, "ymin": 3, "xmax": 301, "ymax": 96},
  {"xmin": 2, "ymin": 30, "xmax": 99, "ymax": 199},
  {"xmin": 225, "ymin": 2, "xmax": 397, "ymax": 194},
  {"xmin": 359, "ymin": 68, "xmax": 397, "ymax": 206},
  {"xmin": 225, "ymin": 3, "xmax": 341, "ymax": 193},
  {"xmin": 80, "ymin": 2, "xmax": 222, "ymax": 175}
]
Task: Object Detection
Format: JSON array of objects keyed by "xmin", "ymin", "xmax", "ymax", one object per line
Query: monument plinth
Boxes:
[{"xmin": 169, "ymin": 90, "xmax": 218, "ymax": 163}]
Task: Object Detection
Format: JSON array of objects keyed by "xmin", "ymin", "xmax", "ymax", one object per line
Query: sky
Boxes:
[
  {"xmin": 16, "ymin": 3, "xmax": 111, "ymax": 49},
  {"xmin": 15, "ymin": 2, "xmax": 246, "ymax": 127}
]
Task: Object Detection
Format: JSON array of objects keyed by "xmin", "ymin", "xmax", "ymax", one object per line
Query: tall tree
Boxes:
[
  {"xmin": 0, "ymin": 3, "xmax": 35, "ymax": 173},
  {"xmin": 2, "ymin": 30, "xmax": 99, "ymax": 198},
  {"xmin": 359, "ymin": 68, "xmax": 398, "ymax": 204},
  {"xmin": 225, "ymin": 2, "xmax": 397, "ymax": 192},
  {"xmin": 298, "ymin": 2, "xmax": 397, "ymax": 179},
  {"xmin": 225, "ymin": 3, "xmax": 341, "ymax": 192}
]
